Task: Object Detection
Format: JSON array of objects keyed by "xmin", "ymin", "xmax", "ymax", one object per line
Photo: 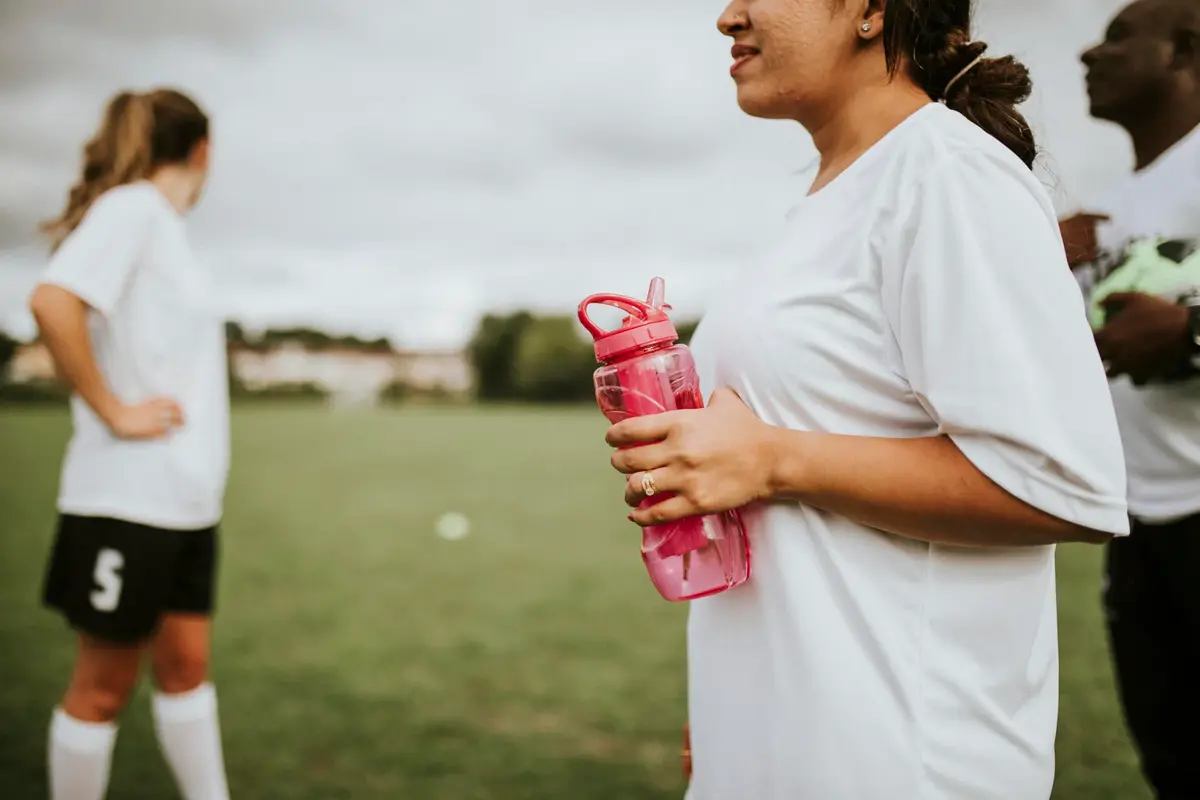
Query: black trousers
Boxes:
[{"xmin": 1104, "ymin": 514, "xmax": 1200, "ymax": 799}]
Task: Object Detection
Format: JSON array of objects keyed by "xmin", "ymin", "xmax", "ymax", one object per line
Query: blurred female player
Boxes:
[
  {"xmin": 605, "ymin": 1, "xmax": 1129, "ymax": 798},
  {"xmin": 29, "ymin": 88, "xmax": 231, "ymax": 800}
]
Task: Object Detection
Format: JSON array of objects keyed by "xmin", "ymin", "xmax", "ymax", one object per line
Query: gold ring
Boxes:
[{"xmin": 641, "ymin": 471, "xmax": 658, "ymax": 497}]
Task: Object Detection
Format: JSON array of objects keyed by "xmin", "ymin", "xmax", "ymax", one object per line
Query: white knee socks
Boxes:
[
  {"xmin": 49, "ymin": 708, "xmax": 118, "ymax": 800},
  {"xmin": 151, "ymin": 683, "xmax": 231, "ymax": 800}
]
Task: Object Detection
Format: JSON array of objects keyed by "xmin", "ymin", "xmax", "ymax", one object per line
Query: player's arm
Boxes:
[
  {"xmin": 1060, "ymin": 212, "xmax": 1110, "ymax": 270},
  {"xmin": 30, "ymin": 189, "xmax": 182, "ymax": 439},
  {"xmin": 29, "ymin": 285, "xmax": 122, "ymax": 424},
  {"xmin": 28, "ymin": 285, "xmax": 182, "ymax": 439},
  {"xmin": 1095, "ymin": 291, "xmax": 1198, "ymax": 385}
]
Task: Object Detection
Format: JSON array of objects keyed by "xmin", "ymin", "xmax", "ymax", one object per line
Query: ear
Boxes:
[
  {"xmin": 1171, "ymin": 25, "xmax": 1200, "ymax": 72},
  {"xmin": 857, "ymin": 0, "xmax": 885, "ymax": 41},
  {"xmin": 188, "ymin": 137, "xmax": 210, "ymax": 171}
]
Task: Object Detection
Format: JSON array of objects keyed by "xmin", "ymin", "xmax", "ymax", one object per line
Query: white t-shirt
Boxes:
[
  {"xmin": 40, "ymin": 182, "xmax": 230, "ymax": 530},
  {"xmin": 685, "ymin": 104, "xmax": 1128, "ymax": 800},
  {"xmin": 1078, "ymin": 124, "xmax": 1200, "ymax": 523}
]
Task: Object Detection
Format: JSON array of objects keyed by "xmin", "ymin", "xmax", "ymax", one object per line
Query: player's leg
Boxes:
[
  {"xmin": 43, "ymin": 515, "xmax": 170, "ymax": 800},
  {"xmin": 1160, "ymin": 514, "xmax": 1200, "ymax": 799},
  {"xmin": 50, "ymin": 635, "xmax": 144, "ymax": 800},
  {"xmin": 150, "ymin": 527, "xmax": 230, "ymax": 800},
  {"xmin": 1104, "ymin": 521, "xmax": 1192, "ymax": 798}
]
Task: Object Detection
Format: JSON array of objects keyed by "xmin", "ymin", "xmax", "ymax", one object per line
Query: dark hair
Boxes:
[
  {"xmin": 41, "ymin": 87, "xmax": 209, "ymax": 251},
  {"xmin": 882, "ymin": 0, "xmax": 1036, "ymax": 168}
]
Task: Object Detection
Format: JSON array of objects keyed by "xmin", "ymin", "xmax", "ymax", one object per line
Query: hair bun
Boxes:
[
  {"xmin": 947, "ymin": 50, "xmax": 1033, "ymax": 106},
  {"xmin": 932, "ymin": 38, "xmax": 1031, "ymax": 106},
  {"xmin": 929, "ymin": 37, "xmax": 1036, "ymax": 167},
  {"xmin": 894, "ymin": 11, "xmax": 1038, "ymax": 169}
]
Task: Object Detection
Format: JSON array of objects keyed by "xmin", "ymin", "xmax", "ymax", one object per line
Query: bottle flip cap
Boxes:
[{"xmin": 577, "ymin": 277, "xmax": 679, "ymax": 363}]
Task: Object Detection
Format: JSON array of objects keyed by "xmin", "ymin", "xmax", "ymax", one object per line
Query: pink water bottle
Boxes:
[{"xmin": 577, "ymin": 277, "xmax": 751, "ymax": 602}]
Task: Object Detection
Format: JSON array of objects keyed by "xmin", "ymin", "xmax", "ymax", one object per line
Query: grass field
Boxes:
[{"xmin": 0, "ymin": 404, "xmax": 1151, "ymax": 799}]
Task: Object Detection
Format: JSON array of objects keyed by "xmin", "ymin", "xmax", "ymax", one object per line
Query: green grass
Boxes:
[{"xmin": 0, "ymin": 405, "xmax": 1150, "ymax": 799}]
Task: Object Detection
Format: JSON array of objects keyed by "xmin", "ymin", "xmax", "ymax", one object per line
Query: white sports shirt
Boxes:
[{"xmin": 685, "ymin": 103, "xmax": 1128, "ymax": 800}]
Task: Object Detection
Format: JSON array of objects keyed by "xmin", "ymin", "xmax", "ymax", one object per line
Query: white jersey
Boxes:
[
  {"xmin": 39, "ymin": 182, "xmax": 230, "ymax": 530},
  {"xmin": 685, "ymin": 104, "xmax": 1128, "ymax": 799},
  {"xmin": 1079, "ymin": 124, "xmax": 1200, "ymax": 523}
]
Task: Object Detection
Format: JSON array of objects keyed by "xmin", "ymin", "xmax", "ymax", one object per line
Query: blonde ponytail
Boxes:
[
  {"xmin": 106, "ymin": 92, "xmax": 155, "ymax": 184},
  {"xmin": 40, "ymin": 88, "xmax": 207, "ymax": 252}
]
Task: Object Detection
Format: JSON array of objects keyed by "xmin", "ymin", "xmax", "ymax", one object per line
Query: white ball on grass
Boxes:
[{"xmin": 435, "ymin": 512, "xmax": 470, "ymax": 541}]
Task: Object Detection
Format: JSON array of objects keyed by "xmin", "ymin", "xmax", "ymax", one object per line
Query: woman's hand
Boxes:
[
  {"xmin": 1059, "ymin": 211, "xmax": 1110, "ymax": 269},
  {"xmin": 1095, "ymin": 291, "xmax": 1192, "ymax": 385},
  {"xmin": 105, "ymin": 396, "xmax": 185, "ymax": 440},
  {"xmin": 606, "ymin": 388, "xmax": 776, "ymax": 526}
]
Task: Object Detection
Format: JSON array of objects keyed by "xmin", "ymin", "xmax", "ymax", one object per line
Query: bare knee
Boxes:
[
  {"xmin": 152, "ymin": 645, "xmax": 209, "ymax": 694},
  {"xmin": 151, "ymin": 614, "xmax": 212, "ymax": 694},
  {"xmin": 63, "ymin": 683, "xmax": 136, "ymax": 723},
  {"xmin": 62, "ymin": 654, "xmax": 141, "ymax": 723}
]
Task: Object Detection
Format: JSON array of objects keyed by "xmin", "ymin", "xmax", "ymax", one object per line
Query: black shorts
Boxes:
[{"xmin": 42, "ymin": 514, "xmax": 219, "ymax": 644}]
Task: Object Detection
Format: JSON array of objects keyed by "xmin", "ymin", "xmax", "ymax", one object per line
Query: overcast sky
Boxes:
[{"xmin": 0, "ymin": 0, "xmax": 1134, "ymax": 348}]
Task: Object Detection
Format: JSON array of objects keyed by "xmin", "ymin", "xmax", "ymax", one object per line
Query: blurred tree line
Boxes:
[
  {"xmin": 2, "ymin": 318, "xmax": 704, "ymax": 407},
  {"xmin": 224, "ymin": 322, "xmax": 392, "ymax": 353},
  {"xmin": 467, "ymin": 313, "xmax": 699, "ymax": 403}
]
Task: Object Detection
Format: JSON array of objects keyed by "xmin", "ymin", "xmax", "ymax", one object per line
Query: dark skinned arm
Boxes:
[{"xmin": 1096, "ymin": 292, "xmax": 1195, "ymax": 386}]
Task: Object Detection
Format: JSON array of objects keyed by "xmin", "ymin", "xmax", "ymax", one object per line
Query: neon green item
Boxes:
[{"xmin": 1088, "ymin": 238, "xmax": 1200, "ymax": 330}]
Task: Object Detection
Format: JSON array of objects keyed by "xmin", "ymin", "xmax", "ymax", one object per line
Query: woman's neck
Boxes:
[
  {"xmin": 148, "ymin": 168, "xmax": 196, "ymax": 215},
  {"xmin": 805, "ymin": 81, "xmax": 931, "ymax": 195}
]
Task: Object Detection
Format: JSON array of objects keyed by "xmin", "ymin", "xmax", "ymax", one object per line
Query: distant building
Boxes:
[
  {"xmin": 230, "ymin": 340, "xmax": 472, "ymax": 403},
  {"xmin": 5, "ymin": 331, "xmax": 473, "ymax": 405},
  {"xmin": 8, "ymin": 340, "xmax": 55, "ymax": 383}
]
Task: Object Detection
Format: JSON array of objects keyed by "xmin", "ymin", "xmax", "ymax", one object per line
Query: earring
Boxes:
[{"xmin": 860, "ymin": 22, "xmax": 872, "ymax": 33}]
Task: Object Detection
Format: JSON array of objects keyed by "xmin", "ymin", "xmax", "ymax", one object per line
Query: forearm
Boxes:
[
  {"xmin": 763, "ymin": 430, "xmax": 1110, "ymax": 547},
  {"xmin": 28, "ymin": 284, "xmax": 120, "ymax": 425}
]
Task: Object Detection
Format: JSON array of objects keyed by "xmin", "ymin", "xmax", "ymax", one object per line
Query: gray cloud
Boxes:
[
  {"xmin": 0, "ymin": 0, "xmax": 330, "ymax": 49},
  {"xmin": 0, "ymin": 0, "xmax": 1137, "ymax": 345},
  {"xmin": 0, "ymin": 0, "xmax": 334, "ymax": 94}
]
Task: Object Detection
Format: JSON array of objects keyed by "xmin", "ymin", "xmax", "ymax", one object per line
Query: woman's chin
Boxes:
[{"xmin": 735, "ymin": 87, "xmax": 791, "ymax": 120}]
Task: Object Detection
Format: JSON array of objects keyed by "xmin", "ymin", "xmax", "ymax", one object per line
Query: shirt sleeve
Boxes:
[
  {"xmin": 880, "ymin": 148, "xmax": 1130, "ymax": 535},
  {"xmin": 40, "ymin": 186, "xmax": 155, "ymax": 316}
]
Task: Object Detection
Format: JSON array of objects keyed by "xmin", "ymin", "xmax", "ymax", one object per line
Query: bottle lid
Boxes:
[{"xmin": 577, "ymin": 277, "xmax": 679, "ymax": 363}]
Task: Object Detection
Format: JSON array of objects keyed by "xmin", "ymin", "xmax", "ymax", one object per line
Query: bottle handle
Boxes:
[{"xmin": 577, "ymin": 294, "xmax": 656, "ymax": 340}]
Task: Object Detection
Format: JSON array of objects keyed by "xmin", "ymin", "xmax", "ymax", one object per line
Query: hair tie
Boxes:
[{"xmin": 941, "ymin": 54, "xmax": 985, "ymax": 102}]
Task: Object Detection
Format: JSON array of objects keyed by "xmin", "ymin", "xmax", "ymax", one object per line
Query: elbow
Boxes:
[
  {"xmin": 27, "ymin": 284, "xmax": 47, "ymax": 321},
  {"xmin": 1070, "ymin": 528, "xmax": 1115, "ymax": 546},
  {"xmin": 27, "ymin": 283, "xmax": 57, "ymax": 327},
  {"xmin": 1009, "ymin": 507, "xmax": 1118, "ymax": 546},
  {"xmin": 1052, "ymin": 520, "xmax": 1115, "ymax": 546}
]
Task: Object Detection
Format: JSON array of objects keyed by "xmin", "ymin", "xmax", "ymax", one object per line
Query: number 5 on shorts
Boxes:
[{"xmin": 90, "ymin": 548, "xmax": 125, "ymax": 612}]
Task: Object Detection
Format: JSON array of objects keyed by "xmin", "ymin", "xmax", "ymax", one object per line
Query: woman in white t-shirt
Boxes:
[
  {"xmin": 28, "ymin": 88, "xmax": 232, "ymax": 800},
  {"xmin": 605, "ymin": 1, "xmax": 1129, "ymax": 798}
]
